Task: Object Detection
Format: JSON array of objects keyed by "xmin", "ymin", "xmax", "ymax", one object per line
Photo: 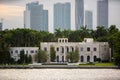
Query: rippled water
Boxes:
[{"xmin": 0, "ymin": 69, "xmax": 120, "ymax": 80}]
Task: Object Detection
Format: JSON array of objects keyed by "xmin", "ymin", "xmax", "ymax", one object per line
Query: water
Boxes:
[{"xmin": 0, "ymin": 69, "xmax": 120, "ymax": 80}]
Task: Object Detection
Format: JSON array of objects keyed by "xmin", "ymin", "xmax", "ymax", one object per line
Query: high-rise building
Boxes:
[
  {"xmin": 0, "ymin": 19, "xmax": 3, "ymax": 31},
  {"xmin": 97, "ymin": 0, "xmax": 108, "ymax": 28},
  {"xmin": 75, "ymin": 0, "xmax": 84, "ymax": 30},
  {"xmin": 24, "ymin": 2, "xmax": 48, "ymax": 31},
  {"xmin": 54, "ymin": 3, "xmax": 71, "ymax": 32},
  {"xmin": 85, "ymin": 10, "xmax": 93, "ymax": 30},
  {"xmin": 0, "ymin": 22, "xmax": 2, "ymax": 31},
  {"xmin": 24, "ymin": 10, "xmax": 30, "ymax": 29}
]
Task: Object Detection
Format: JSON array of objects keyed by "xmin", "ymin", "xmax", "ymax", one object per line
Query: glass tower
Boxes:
[
  {"xmin": 0, "ymin": 22, "xmax": 2, "ymax": 31},
  {"xmin": 54, "ymin": 3, "xmax": 71, "ymax": 32},
  {"xmin": 24, "ymin": 2, "xmax": 48, "ymax": 31},
  {"xmin": 97, "ymin": 0, "xmax": 108, "ymax": 28},
  {"xmin": 75, "ymin": 0, "xmax": 84, "ymax": 30},
  {"xmin": 85, "ymin": 10, "xmax": 93, "ymax": 30}
]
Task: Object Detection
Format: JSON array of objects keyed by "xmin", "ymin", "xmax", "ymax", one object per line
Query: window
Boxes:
[
  {"xmin": 30, "ymin": 50, "xmax": 34, "ymax": 53},
  {"xmin": 11, "ymin": 51, "xmax": 13, "ymax": 54},
  {"xmin": 94, "ymin": 56, "xmax": 97, "ymax": 62},
  {"xmin": 87, "ymin": 47, "xmax": 90, "ymax": 51},
  {"xmin": 15, "ymin": 50, "xmax": 18, "ymax": 53},
  {"xmin": 44, "ymin": 47, "xmax": 47, "ymax": 51},
  {"xmin": 62, "ymin": 56, "xmax": 64, "ymax": 62},
  {"xmin": 26, "ymin": 50, "xmax": 28, "ymax": 54},
  {"xmin": 87, "ymin": 56, "xmax": 90, "ymax": 62},
  {"xmin": 81, "ymin": 56, "xmax": 84, "ymax": 62},
  {"xmin": 56, "ymin": 47, "xmax": 59, "ymax": 51},
  {"xmin": 57, "ymin": 56, "xmax": 59, "ymax": 62},
  {"xmin": 65, "ymin": 40, "xmax": 67, "ymax": 42},
  {"xmin": 67, "ymin": 47, "xmax": 69, "ymax": 53},
  {"xmin": 62, "ymin": 40, "xmax": 64, "ymax": 42},
  {"xmin": 35, "ymin": 50, "xmax": 38, "ymax": 53},
  {"xmin": 59, "ymin": 40, "xmax": 61, "ymax": 43},
  {"xmin": 94, "ymin": 48, "xmax": 97, "ymax": 51},
  {"xmin": 71, "ymin": 47, "xmax": 74, "ymax": 52}
]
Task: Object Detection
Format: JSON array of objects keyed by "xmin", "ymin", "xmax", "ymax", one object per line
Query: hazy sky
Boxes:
[{"xmin": 0, "ymin": 0, "xmax": 120, "ymax": 32}]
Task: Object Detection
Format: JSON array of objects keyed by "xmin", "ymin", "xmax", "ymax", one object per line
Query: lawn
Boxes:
[{"xmin": 79, "ymin": 63, "xmax": 115, "ymax": 66}]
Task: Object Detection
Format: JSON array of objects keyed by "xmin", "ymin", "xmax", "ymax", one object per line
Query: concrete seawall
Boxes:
[{"xmin": 0, "ymin": 65, "xmax": 119, "ymax": 69}]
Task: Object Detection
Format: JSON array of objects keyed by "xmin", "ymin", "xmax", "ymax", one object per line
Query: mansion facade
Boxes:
[
  {"xmin": 41, "ymin": 38, "xmax": 111, "ymax": 63},
  {"xmin": 10, "ymin": 47, "xmax": 39, "ymax": 62},
  {"xmin": 10, "ymin": 38, "xmax": 111, "ymax": 63}
]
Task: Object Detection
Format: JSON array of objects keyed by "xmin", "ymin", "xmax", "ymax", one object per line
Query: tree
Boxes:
[
  {"xmin": 25, "ymin": 54, "xmax": 28, "ymax": 64},
  {"xmin": 0, "ymin": 33, "xmax": 11, "ymax": 64},
  {"xmin": 66, "ymin": 47, "xmax": 79, "ymax": 63},
  {"xmin": 108, "ymin": 25, "xmax": 118, "ymax": 35},
  {"xmin": 74, "ymin": 47, "xmax": 79, "ymax": 62},
  {"xmin": 95, "ymin": 26, "xmax": 108, "ymax": 39},
  {"xmin": 114, "ymin": 52, "xmax": 120, "ymax": 65},
  {"xmin": 54, "ymin": 28, "xmax": 63, "ymax": 41},
  {"xmin": 66, "ymin": 52, "xmax": 73, "ymax": 63},
  {"xmin": 28, "ymin": 55, "xmax": 32, "ymax": 63},
  {"xmin": 0, "ymin": 26, "xmax": 120, "ymax": 64},
  {"xmin": 62, "ymin": 30, "xmax": 71, "ymax": 38},
  {"xmin": 80, "ymin": 26, "xmax": 91, "ymax": 39},
  {"xmin": 50, "ymin": 46, "xmax": 56, "ymax": 62},
  {"xmin": 68, "ymin": 30, "xmax": 82, "ymax": 42},
  {"xmin": 19, "ymin": 50, "xmax": 25, "ymax": 64},
  {"xmin": 43, "ymin": 32, "xmax": 55, "ymax": 42},
  {"xmin": 109, "ymin": 32, "xmax": 120, "ymax": 65},
  {"xmin": 35, "ymin": 49, "xmax": 47, "ymax": 63}
]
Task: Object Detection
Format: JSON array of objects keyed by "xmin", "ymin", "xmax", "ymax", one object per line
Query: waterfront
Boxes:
[{"xmin": 0, "ymin": 69, "xmax": 120, "ymax": 80}]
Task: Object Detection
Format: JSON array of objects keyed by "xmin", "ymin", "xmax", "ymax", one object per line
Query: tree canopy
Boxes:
[{"xmin": 0, "ymin": 25, "xmax": 120, "ymax": 64}]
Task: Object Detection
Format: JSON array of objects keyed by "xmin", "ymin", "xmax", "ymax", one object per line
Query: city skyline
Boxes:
[{"xmin": 0, "ymin": 0, "xmax": 120, "ymax": 32}]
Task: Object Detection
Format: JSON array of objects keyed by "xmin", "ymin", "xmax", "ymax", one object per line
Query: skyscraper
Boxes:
[
  {"xmin": 24, "ymin": 10, "xmax": 30, "ymax": 29},
  {"xmin": 85, "ymin": 10, "xmax": 93, "ymax": 30},
  {"xmin": 75, "ymin": 0, "xmax": 84, "ymax": 30},
  {"xmin": 54, "ymin": 3, "xmax": 71, "ymax": 32},
  {"xmin": 0, "ymin": 22, "xmax": 2, "ymax": 31},
  {"xmin": 97, "ymin": 0, "xmax": 108, "ymax": 28},
  {"xmin": 24, "ymin": 2, "xmax": 48, "ymax": 31},
  {"xmin": 0, "ymin": 19, "xmax": 3, "ymax": 31}
]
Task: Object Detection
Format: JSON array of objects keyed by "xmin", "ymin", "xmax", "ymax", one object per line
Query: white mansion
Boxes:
[
  {"xmin": 10, "ymin": 47, "xmax": 39, "ymax": 62},
  {"xmin": 10, "ymin": 38, "xmax": 111, "ymax": 63},
  {"xmin": 41, "ymin": 38, "xmax": 111, "ymax": 63}
]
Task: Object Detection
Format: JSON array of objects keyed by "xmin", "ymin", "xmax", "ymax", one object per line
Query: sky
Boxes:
[{"xmin": 0, "ymin": 0, "xmax": 120, "ymax": 32}]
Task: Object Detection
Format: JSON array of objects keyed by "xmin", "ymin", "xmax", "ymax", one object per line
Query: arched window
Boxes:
[
  {"xmin": 57, "ymin": 56, "xmax": 59, "ymax": 62},
  {"xmin": 67, "ymin": 47, "xmax": 69, "ymax": 53},
  {"xmin": 61, "ymin": 47, "xmax": 64, "ymax": 53},
  {"xmin": 62, "ymin": 56, "xmax": 64, "ymax": 62},
  {"xmin": 81, "ymin": 56, "xmax": 84, "ymax": 62},
  {"xmin": 87, "ymin": 56, "xmax": 90, "ymax": 62},
  {"xmin": 62, "ymin": 40, "xmax": 64, "ymax": 43},
  {"xmin": 56, "ymin": 47, "xmax": 59, "ymax": 51},
  {"xmin": 94, "ymin": 56, "xmax": 97, "ymax": 62},
  {"xmin": 71, "ymin": 47, "xmax": 74, "ymax": 52}
]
